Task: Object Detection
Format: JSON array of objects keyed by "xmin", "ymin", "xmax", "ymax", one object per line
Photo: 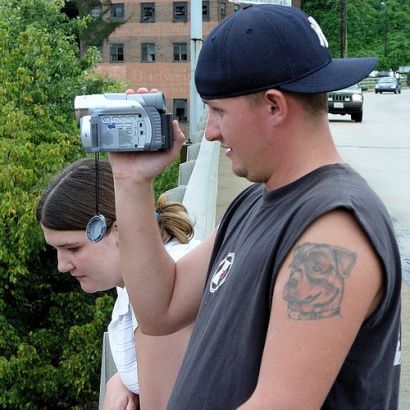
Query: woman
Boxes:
[{"xmin": 36, "ymin": 158, "xmax": 199, "ymax": 410}]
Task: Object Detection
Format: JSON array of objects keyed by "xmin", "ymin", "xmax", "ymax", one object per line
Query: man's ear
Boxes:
[{"xmin": 264, "ymin": 89, "xmax": 288, "ymax": 125}]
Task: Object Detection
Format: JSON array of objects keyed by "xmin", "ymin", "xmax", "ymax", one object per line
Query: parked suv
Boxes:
[
  {"xmin": 328, "ymin": 83, "xmax": 363, "ymax": 122},
  {"xmin": 375, "ymin": 77, "xmax": 401, "ymax": 94}
]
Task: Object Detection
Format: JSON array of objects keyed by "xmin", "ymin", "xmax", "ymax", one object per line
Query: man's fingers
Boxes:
[
  {"xmin": 126, "ymin": 87, "xmax": 160, "ymax": 94},
  {"xmin": 136, "ymin": 87, "xmax": 149, "ymax": 93},
  {"xmin": 172, "ymin": 120, "xmax": 186, "ymax": 145}
]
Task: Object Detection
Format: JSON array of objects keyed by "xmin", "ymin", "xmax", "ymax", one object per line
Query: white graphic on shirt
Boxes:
[
  {"xmin": 394, "ymin": 328, "xmax": 401, "ymax": 366},
  {"xmin": 210, "ymin": 253, "xmax": 235, "ymax": 293},
  {"xmin": 308, "ymin": 16, "xmax": 329, "ymax": 48}
]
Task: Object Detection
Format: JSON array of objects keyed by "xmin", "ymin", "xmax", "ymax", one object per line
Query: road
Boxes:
[
  {"xmin": 329, "ymin": 88, "xmax": 410, "ymax": 282},
  {"xmin": 328, "ymin": 89, "xmax": 410, "ymax": 408}
]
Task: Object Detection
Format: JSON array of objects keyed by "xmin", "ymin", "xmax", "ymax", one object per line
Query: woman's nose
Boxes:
[{"xmin": 57, "ymin": 251, "xmax": 75, "ymax": 273}]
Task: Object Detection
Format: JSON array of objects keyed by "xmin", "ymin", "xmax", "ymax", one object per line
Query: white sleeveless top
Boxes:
[{"xmin": 107, "ymin": 239, "xmax": 201, "ymax": 394}]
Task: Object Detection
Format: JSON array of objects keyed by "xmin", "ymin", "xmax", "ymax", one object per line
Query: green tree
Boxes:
[
  {"xmin": 68, "ymin": 0, "xmax": 127, "ymax": 55},
  {"xmin": 0, "ymin": 0, "xmax": 179, "ymax": 406},
  {"xmin": 0, "ymin": 0, "xmax": 121, "ymax": 408},
  {"xmin": 302, "ymin": 0, "xmax": 410, "ymax": 70}
]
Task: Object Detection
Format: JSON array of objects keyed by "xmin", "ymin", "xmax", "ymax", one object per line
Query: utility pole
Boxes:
[
  {"xmin": 339, "ymin": 0, "xmax": 347, "ymax": 58},
  {"xmin": 189, "ymin": 0, "xmax": 203, "ymax": 144},
  {"xmin": 381, "ymin": 1, "xmax": 388, "ymax": 56}
]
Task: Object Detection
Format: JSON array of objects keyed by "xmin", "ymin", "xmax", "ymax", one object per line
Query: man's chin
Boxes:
[
  {"xmin": 233, "ymin": 167, "xmax": 264, "ymax": 183},
  {"xmin": 232, "ymin": 165, "xmax": 247, "ymax": 179}
]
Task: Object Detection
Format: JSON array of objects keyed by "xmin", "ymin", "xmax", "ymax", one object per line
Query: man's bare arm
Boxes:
[
  {"xmin": 110, "ymin": 120, "xmax": 215, "ymax": 335},
  {"xmin": 239, "ymin": 210, "xmax": 383, "ymax": 409}
]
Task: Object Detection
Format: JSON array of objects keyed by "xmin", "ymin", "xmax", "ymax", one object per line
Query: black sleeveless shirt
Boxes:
[{"xmin": 168, "ymin": 164, "xmax": 401, "ymax": 410}]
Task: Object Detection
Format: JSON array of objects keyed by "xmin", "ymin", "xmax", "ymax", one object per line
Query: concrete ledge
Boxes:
[
  {"xmin": 98, "ymin": 332, "xmax": 117, "ymax": 409},
  {"xmin": 187, "ymin": 143, "xmax": 201, "ymax": 162},
  {"xmin": 178, "ymin": 160, "xmax": 196, "ymax": 186},
  {"xmin": 165, "ymin": 186, "xmax": 187, "ymax": 203},
  {"xmin": 182, "ymin": 138, "xmax": 220, "ymax": 240}
]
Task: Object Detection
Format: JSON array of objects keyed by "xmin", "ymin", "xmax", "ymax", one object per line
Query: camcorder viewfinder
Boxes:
[{"xmin": 74, "ymin": 92, "xmax": 173, "ymax": 152}]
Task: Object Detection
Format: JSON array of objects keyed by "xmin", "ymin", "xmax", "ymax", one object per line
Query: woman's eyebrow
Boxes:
[{"xmin": 53, "ymin": 241, "xmax": 82, "ymax": 248}]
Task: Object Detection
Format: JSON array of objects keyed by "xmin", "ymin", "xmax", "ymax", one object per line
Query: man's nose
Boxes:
[{"xmin": 204, "ymin": 114, "xmax": 221, "ymax": 142}]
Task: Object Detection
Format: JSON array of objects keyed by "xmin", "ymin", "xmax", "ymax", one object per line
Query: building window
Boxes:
[
  {"xmin": 141, "ymin": 3, "xmax": 155, "ymax": 22},
  {"xmin": 141, "ymin": 43, "xmax": 156, "ymax": 62},
  {"xmin": 111, "ymin": 3, "xmax": 125, "ymax": 20},
  {"xmin": 202, "ymin": 1, "xmax": 209, "ymax": 21},
  {"xmin": 173, "ymin": 99, "xmax": 188, "ymax": 122},
  {"xmin": 173, "ymin": 43, "xmax": 187, "ymax": 62},
  {"xmin": 219, "ymin": 2, "xmax": 226, "ymax": 20},
  {"xmin": 90, "ymin": 5, "xmax": 102, "ymax": 19},
  {"xmin": 110, "ymin": 43, "xmax": 124, "ymax": 62},
  {"xmin": 173, "ymin": 2, "xmax": 188, "ymax": 22}
]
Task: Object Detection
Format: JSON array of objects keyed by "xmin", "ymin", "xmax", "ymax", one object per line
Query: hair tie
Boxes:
[{"xmin": 155, "ymin": 211, "xmax": 161, "ymax": 220}]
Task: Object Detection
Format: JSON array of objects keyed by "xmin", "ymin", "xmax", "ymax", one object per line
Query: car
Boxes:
[
  {"xmin": 327, "ymin": 83, "xmax": 363, "ymax": 122},
  {"xmin": 375, "ymin": 77, "xmax": 401, "ymax": 94}
]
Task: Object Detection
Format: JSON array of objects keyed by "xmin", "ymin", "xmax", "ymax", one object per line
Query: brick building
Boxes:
[{"xmin": 94, "ymin": 0, "xmax": 301, "ymax": 135}]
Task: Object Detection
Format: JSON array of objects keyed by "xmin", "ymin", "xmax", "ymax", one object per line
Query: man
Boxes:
[{"xmin": 109, "ymin": 5, "xmax": 401, "ymax": 409}]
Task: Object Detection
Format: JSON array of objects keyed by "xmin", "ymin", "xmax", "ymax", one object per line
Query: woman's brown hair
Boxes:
[{"xmin": 36, "ymin": 158, "xmax": 194, "ymax": 244}]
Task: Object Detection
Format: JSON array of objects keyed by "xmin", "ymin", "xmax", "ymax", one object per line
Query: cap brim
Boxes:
[{"xmin": 279, "ymin": 57, "xmax": 378, "ymax": 93}]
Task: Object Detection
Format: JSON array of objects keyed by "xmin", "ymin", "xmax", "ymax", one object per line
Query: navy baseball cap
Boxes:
[{"xmin": 195, "ymin": 5, "xmax": 378, "ymax": 99}]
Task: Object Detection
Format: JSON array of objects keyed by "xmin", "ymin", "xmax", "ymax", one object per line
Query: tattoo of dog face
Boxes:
[{"xmin": 282, "ymin": 242, "xmax": 357, "ymax": 320}]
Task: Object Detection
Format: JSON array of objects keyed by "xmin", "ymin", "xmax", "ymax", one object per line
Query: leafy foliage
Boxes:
[
  {"xmin": 0, "ymin": 1, "xmax": 179, "ymax": 406},
  {"xmin": 0, "ymin": 1, "xmax": 130, "ymax": 408},
  {"xmin": 302, "ymin": 0, "xmax": 410, "ymax": 70},
  {"xmin": 154, "ymin": 161, "xmax": 181, "ymax": 201},
  {"xmin": 70, "ymin": 0, "xmax": 127, "ymax": 54}
]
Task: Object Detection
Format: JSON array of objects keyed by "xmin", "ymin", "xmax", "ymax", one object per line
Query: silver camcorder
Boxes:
[{"xmin": 74, "ymin": 92, "xmax": 173, "ymax": 152}]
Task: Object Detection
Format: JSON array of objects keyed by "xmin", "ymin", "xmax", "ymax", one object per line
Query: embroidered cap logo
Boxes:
[{"xmin": 308, "ymin": 16, "xmax": 329, "ymax": 48}]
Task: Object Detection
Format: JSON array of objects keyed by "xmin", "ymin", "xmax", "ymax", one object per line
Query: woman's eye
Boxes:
[{"xmin": 67, "ymin": 247, "xmax": 80, "ymax": 253}]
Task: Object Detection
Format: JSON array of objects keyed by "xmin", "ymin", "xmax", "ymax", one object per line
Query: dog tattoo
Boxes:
[{"xmin": 282, "ymin": 242, "xmax": 357, "ymax": 320}]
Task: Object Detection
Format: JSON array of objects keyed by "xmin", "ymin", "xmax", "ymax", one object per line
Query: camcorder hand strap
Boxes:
[{"xmin": 85, "ymin": 153, "xmax": 107, "ymax": 243}]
